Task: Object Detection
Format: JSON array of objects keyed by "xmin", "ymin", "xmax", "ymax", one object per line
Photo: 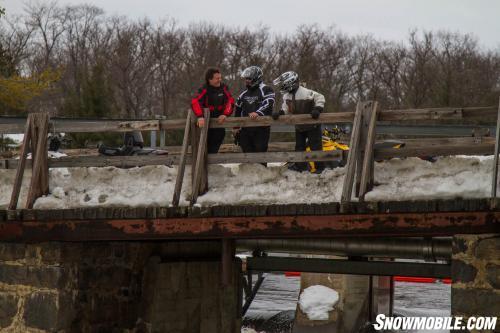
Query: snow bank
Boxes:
[
  {"xmin": 298, "ymin": 285, "xmax": 339, "ymax": 320},
  {"xmin": 0, "ymin": 155, "xmax": 495, "ymax": 209},
  {"xmin": 32, "ymin": 165, "xmax": 190, "ymax": 209},
  {"xmin": 366, "ymin": 155, "xmax": 493, "ymax": 201}
]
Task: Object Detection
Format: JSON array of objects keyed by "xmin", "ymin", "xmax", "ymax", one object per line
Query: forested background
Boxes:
[{"xmin": 1, "ymin": 2, "xmax": 500, "ymax": 120}]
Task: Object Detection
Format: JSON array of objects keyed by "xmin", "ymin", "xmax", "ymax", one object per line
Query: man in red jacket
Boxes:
[{"xmin": 191, "ymin": 67, "xmax": 235, "ymax": 153}]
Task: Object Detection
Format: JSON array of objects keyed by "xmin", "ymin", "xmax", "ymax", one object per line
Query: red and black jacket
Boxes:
[{"xmin": 191, "ymin": 83, "xmax": 234, "ymax": 118}]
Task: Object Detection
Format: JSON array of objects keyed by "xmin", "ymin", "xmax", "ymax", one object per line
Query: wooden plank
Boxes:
[
  {"xmin": 400, "ymin": 136, "xmax": 495, "ymax": 147},
  {"xmin": 359, "ymin": 102, "xmax": 378, "ymax": 201},
  {"xmin": 341, "ymin": 102, "xmax": 364, "ymax": 203},
  {"xmin": 209, "ymin": 150, "xmax": 343, "ymax": 164},
  {"xmin": 8, "ymin": 116, "xmax": 32, "ymax": 210},
  {"xmin": 380, "ymin": 108, "xmax": 462, "ymax": 121},
  {"xmin": 1, "ymin": 150, "xmax": 343, "ymax": 169},
  {"xmin": 1, "ymin": 106, "xmax": 498, "ymax": 135},
  {"xmin": 118, "ymin": 120, "xmax": 159, "ymax": 131},
  {"xmin": 374, "ymin": 142, "xmax": 494, "ymax": 159},
  {"xmin": 162, "ymin": 113, "xmax": 356, "ymax": 130},
  {"xmin": 190, "ymin": 109, "xmax": 210, "ymax": 205},
  {"xmin": 172, "ymin": 111, "xmax": 192, "ymax": 207},
  {"xmin": 26, "ymin": 114, "xmax": 49, "ymax": 209},
  {"xmin": 491, "ymin": 97, "xmax": 500, "ymax": 198}
]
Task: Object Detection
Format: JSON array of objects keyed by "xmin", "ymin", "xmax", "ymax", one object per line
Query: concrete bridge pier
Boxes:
[
  {"xmin": 0, "ymin": 240, "xmax": 242, "ymax": 332},
  {"xmin": 292, "ymin": 272, "xmax": 393, "ymax": 333},
  {"xmin": 452, "ymin": 234, "xmax": 500, "ymax": 332}
]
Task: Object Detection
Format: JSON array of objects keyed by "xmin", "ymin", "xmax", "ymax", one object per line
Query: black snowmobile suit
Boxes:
[{"xmin": 235, "ymin": 82, "xmax": 275, "ymax": 154}]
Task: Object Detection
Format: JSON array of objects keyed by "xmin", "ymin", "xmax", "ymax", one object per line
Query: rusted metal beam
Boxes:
[
  {"xmin": 246, "ymin": 257, "xmax": 451, "ymax": 278},
  {"xmin": 0, "ymin": 211, "xmax": 498, "ymax": 242}
]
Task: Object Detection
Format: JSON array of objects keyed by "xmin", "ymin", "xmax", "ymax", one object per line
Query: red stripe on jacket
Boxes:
[
  {"xmin": 223, "ymin": 85, "xmax": 235, "ymax": 116},
  {"xmin": 191, "ymin": 88, "xmax": 207, "ymax": 117}
]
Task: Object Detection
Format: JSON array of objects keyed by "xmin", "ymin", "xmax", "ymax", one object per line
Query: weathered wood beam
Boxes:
[
  {"xmin": 8, "ymin": 116, "xmax": 32, "ymax": 210},
  {"xmin": 359, "ymin": 102, "xmax": 378, "ymax": 200},
  {"xmin": 191, "ymin": 109, "xmax": 210, "ymax": 205},
  {"xmin": 172, "ymin": 111, "xmax": 192, "ymax": 207},
  {"xmin": 1, "ymin": 106, "xmax": 497, "ymax": 134},
  {"xmin": 0, "ymin": 150, "xmax": 344, "ymax": 169},
  {"xmin": 342, "ymin": 101, "xmax": 364, "ymax": 203}
]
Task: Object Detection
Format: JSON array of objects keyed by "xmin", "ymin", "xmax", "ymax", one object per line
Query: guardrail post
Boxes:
[
  {"xmin": 190, "ymin": 108, "xmax": 210, "ymax": 205},
  {"xmin": 172, "ymin": 111, "xmax": 192, "ymax": 207},
  {"xmin": 341, "ymin": 101, "xmax": 366, "ymax": 206},
  {"xmin": 9, "ymin": 113, "xmax": 50, "ymax": 210},
  {"xmin": 359, "ymin": 102, "xmax": 378, "ymax": 201}
]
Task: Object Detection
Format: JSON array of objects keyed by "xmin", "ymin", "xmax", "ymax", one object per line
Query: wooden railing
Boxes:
[{"xmin": 2, "ymin": 101, "xmax": 500, "ymax": 208}]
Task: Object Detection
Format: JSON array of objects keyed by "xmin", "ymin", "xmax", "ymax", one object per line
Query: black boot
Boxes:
[{"xmin": 288, "ymin": 163, "xmax": 307, "ymax": 172}]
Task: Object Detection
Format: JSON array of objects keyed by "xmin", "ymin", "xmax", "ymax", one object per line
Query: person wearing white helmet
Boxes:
[{"xmin": 273, "ymin": 71, "xmax": 326, "ymax": 173}]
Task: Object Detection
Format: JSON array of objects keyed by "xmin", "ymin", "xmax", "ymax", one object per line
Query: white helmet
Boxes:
[{"xmin": 273, "ymin": 71, "xmax": 299, "ymax": 94}]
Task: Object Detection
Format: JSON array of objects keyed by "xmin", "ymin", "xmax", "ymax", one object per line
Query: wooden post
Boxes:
[
  {"xmin": 26, "ymin": 113, "xmax": 49, "ymax": 208},
  {"xmin": 190, "ymin": 116, "xmax": 200, "ymax": 190},
  {"xmin": 221, "ymin": 239, "xmax": 235, "ymax": 286},
  {"xmin": 159, "ymin": 130, "xmax": 166, "ymax": 147},
  {"xmin": 8, "ymin": 116, "xmax": 33, "ymax": 210},
  {"xmin": 172, "ymin": 111, "xmax": 192, "ymax": 207},
  {"xmin": 359, "ymin": 102, "xmax": 378, "ymax": 201},
  {"xmin": 150, "ymin": 130, "xmax": 157, "ymax": 148},
  {"xmin": 355, "ymin": 102, "xmax": 372, "ymax": 196},
  {"xmin": 341, "ymin": 101, "xmax": 364, "ymax": 204},
  {"xmin": 190, "ymin": 109, "xmax": 210, "ymax": 205},
  {"xmin": 491, "ymin": 97, "xmax": 500, "ymax": 198}
]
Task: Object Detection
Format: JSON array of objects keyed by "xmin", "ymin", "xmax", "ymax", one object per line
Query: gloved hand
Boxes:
[
  {"xmin": 311, "ymin": 106, "xmax": 322, "ymax": 119},
  {"xmin": 272, "ymin": 112, "xmax": 280, "ymax": 120}
]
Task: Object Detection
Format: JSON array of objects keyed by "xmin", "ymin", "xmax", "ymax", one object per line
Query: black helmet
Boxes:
[
  {"xmin": 241, "ymin": 66, "xmax": 263, "ymax": 88},
  {"xmin": 273, "ymin": 71, "xmax": 299, "ymax": 94}
]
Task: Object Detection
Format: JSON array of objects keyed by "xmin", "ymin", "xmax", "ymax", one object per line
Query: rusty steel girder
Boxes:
[{"xmin": 0, "ymin": 211, "xmax": 498, "ymax": 242}]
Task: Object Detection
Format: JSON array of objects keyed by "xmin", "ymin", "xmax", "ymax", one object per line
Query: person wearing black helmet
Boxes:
[
  {"xmin": 234, "ymin": 66, "xmax": 275, "ymax": 160},
  {"xmin": 273, "ymin": 71, "xmax": 326, "ymax": 173}
]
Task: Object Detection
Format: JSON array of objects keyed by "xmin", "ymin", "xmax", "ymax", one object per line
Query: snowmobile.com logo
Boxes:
[{"xmin": 373, "ymin": 314, "xmax": 497, "ymax": 331}]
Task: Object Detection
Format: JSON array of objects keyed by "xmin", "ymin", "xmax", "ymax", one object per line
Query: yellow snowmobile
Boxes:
[
  {"xmin": 306, "ymin": 126, "xmax": 404, "ymax": 173},
  {"xmin": 306, "ymin": 126, "xmax": 349, "ymax": 173}
]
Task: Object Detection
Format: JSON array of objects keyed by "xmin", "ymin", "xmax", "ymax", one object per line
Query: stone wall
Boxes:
[
  {"xmin": 0, "ymin": 241, "xmax": 241, "ymax": 332},
  {"xmin": 452, "ymin": 234, "xmax": 500, "ymax": 333}
]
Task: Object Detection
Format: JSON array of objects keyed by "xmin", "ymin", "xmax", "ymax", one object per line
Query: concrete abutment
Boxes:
[{"xmin": 0, "ymin": 241, "xmax": 241, "ymax": 332}]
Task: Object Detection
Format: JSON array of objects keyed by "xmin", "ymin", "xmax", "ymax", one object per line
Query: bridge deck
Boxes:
[{"xmin": 1, "ymin": 198, "xmax": 499, "ymax": 241}]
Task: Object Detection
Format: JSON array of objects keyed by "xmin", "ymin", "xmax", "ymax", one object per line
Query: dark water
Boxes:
[{"xmin": 243, "ymin": 274, "xmax": 451, "ymax": 333}]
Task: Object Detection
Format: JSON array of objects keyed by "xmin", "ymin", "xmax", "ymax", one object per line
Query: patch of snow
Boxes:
[
  {"xmin": 24, "ymin": 151, "xmax": 68, "ymax": 159},
  {"xmin": 298, "ymin": 285, "xmax": 339, "ymax": 320},
  {"xmin": 0, "ymin": 155, "xmax": 496, "ymax": 209},
  {"xmin": 31, "ymin": 165, "xmax": 187, "ymax": 209},
  {"xmin": 48, "ymin": 151, "xmax": 68, "ymax": 158},
  {"xmin": 365, "ymin": 156, "xmax": 492, "ymax": 201},
  {"xmin": 3, "ymin": 134, "xmax": 23, "ymax": 143}
]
